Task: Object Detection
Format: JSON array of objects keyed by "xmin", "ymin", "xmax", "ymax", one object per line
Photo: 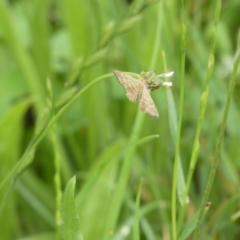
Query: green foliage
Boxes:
[
  {"xmin": 0, "ymin": 0, "xmax": 240, "ymax": 240},
  {"xmin": 62, "ymin": 176, "xmax": 83, "ymax": 240}
]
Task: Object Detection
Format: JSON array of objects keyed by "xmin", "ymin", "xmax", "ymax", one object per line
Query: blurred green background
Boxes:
[{"xmin": 0, "ymin": 0, "xmax": 240, "ymax": 239}]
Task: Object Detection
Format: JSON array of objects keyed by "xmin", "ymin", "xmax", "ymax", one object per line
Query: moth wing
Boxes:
[
  {"xmin": 139, "ymin": 87, "xmax": 159, "ymax": 118},
  {"xmin": 114, "ymin": 70, "xmax": 143, "ymax": 102}
]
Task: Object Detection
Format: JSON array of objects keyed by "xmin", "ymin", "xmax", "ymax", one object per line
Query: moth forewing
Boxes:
[{"xmin": 114, "ymin": 70, "xmax": 143, "ymax": 102}]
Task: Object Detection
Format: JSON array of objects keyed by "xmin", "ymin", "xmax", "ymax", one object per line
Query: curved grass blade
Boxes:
[{"xmin": 0, "ymin": 74, "xmax": 112, "ymax": 192}]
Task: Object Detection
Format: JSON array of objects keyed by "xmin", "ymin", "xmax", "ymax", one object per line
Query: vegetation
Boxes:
[{"xmin": 0, "ymin": 0, "xmax": 240, "ymax": 239}]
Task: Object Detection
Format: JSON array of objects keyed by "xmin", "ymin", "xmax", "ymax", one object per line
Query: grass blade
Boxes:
[{"xmin": 62, "ymin": 176, "xmax": 83, "ymax": 240}]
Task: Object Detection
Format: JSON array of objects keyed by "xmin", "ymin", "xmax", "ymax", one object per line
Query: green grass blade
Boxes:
[
  {"xmin": 171, "ymin": 1, "xmax": 187, "ymax": 238},
  {"xmin": 0, "ymin": 73, "xmax": 112, "ymax": 193},
  {"xmin": 193, "ymin": 28, "xmax": 240, "ymax": 240},
  {"xmin": 179, "ymin": 202, "xmax": 211, "ymax": 240},
  {"xmin": 0, "ymin": 1, "xmax": 45, "ymax": 110},
  {"xmin": 178, "ymin": 0, "xmax": 221, "ymax": 235},
  {"xmin": 62, "ymin": 176, "xmax": 83, "ymax": 240},
  {"xmin": 102, "ymin": 2, "xmax": 163, "ymax": 237},
  {"xmin": 133, "ymin": 178, "xmax": 143, "ymax": 240},
  {"xmin": 166, "ymin": 88, "xmax": 187, "ymax": 205}
]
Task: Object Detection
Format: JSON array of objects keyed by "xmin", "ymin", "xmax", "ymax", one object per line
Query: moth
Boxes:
[{"xmin": 114, "ymin": 70, "xmax": 173, "ymax": 118}]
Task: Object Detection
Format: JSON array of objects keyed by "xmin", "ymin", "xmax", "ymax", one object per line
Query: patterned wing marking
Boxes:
[
  {"xmin": 114, "ymin": 70, "xmax": 143, "ymax": 102},
  {"xmin": 139, "ymin": 87, "xmax": 159, "ymax": 118}
]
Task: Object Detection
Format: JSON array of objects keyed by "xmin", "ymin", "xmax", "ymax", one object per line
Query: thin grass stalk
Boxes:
[
  {"xmin": 46, "ymin": 80, "xmax": 63, "ymax": 237},
  {"xmin": 171, "ymin": 0, "xmax": 186, "ymax": 239},
  {"xmin": 150, "ymin": 1, "xmax": 162, "ymax": 69},
  {"xmin": 0, "ymin": 73, "xmax": 112, "ymax": 193},
  {"xmin": 193, "ymin": 31, "xmax": 240, "ymax": 240},
  {"xmin": 133, "ymin": 178, "xmax": 143, "ymax": 240},
  {"xmin": 51, "ymin": 128, "xmax": 63, "ymax": 239},
  {"xmin": 177, "ymin": 0, "xmax": 221, "ymax": 235},
  {"xmin": 162, "ymin": 51, "xmax": 187, "ymax": 238},
  {"xmin": 103, "ymin": 2, "xmax": 163, "ymax": 238},
  {"xmin": 103, "ymin": 113, "xmax": 145, "ymax": 239}
]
